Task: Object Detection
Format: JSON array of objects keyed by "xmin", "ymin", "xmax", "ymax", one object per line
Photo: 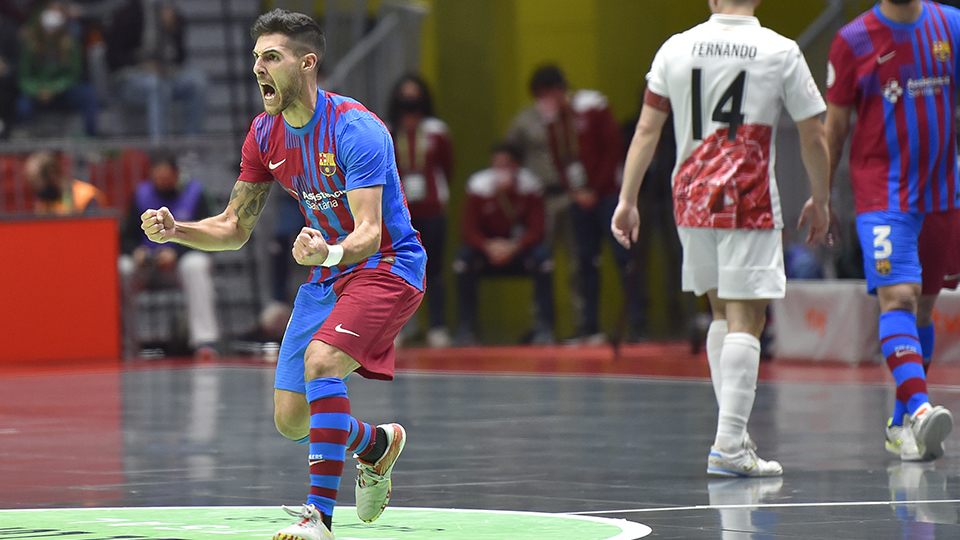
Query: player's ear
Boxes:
[{"xmin": 301, "ymin": 52, "xmax": 319, "ymax": 73}]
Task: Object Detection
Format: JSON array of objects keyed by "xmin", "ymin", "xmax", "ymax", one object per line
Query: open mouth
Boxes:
[{"xmin": 260, "ymin": 82, "xmax": 277, "ymax": 103}]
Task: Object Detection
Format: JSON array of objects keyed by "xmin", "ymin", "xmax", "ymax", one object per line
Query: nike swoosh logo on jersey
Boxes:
[
  {"xmin": 878, "ymin": 51, "xmax": 896, "ymax": 64},
  {"xmin": 946, "ymin": 273, "xmax": 960, "ymax": 281},
  {"xmin": 335, "ymin": 324, "xmax": 360, "ymax": 337},
  {"xmin": 268, "ymin": 159, "xmax": 286, "ymax": 170}
]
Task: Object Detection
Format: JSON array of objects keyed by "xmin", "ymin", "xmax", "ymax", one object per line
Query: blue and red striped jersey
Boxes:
[
  {"xmin": 240, "ymin": 89, "xmax": 426, "ymax": 290},
  {"xmin": 826, "ymin": 1, "xmax": 960, "ymax": 215}
]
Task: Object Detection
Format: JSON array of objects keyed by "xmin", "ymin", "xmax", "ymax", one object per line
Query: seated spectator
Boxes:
[
  {"xmin": 25, "ymin": 150, "xmax": 105, "ymax": 214},
  {"xmin": 104, "ymin": 0, "xmax": 206, "ymax": 138},
  {"xmin": 16, "ymin": 1, "xmax": 99, "ymax": 136},
  {"xmin": 119, "ymin": 154, "xmax": 220, "ymax": 357},
  {"xmin": 453, "ymin": 143, "xmax": 554, "ymax": 345}
]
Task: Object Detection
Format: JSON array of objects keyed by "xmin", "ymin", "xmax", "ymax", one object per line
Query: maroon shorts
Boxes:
[
  {"xmin": 314, "ymin": 269, "xmax": 423, "ymax": 380},
  {"xmin": 919, "ymin": 208, "xmax": 960, "ymax": 295}
]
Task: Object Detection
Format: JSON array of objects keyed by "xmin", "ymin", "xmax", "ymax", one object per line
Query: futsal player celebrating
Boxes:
[
  {"xmin": 612, "ymin": 0, "xmax": 831, "ymax": 476},
  {"xmin": 140, "ymin": 9, "xmax": 425, "ymax": 540},
  {"xmin": 825, "ymin": 0, "xmax": 956, "ymax": 462}
]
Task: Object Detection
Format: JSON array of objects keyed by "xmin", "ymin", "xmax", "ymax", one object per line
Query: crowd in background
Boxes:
[
  {"xmin": 3, "ymin": 1, "xmax": 866, "ymax": 356},
  {"xmin": 0, "ymin": 0, "xmax": 205, "ymax": 139}
]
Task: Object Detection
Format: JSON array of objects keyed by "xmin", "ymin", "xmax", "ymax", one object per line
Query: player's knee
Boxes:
[
  {"xmin": 879, "ymin": 285, "xmax": 919, "ymax": 313},
  {"xmin": 273, "ymin": 399, "xmax": 308, "ymax": 440},
  {"xmin": 304, "ymin": 340, "xmax": 355, "ymax": 380},
  {"xmin": 274, "ymin": 410, "xmax": 306, "ymax": 441}
]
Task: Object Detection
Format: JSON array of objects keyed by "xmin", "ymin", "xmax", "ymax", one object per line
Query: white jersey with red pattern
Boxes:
[{"xmin": 646, "ymin": 14, "xmax": 826, "ymax": 229}]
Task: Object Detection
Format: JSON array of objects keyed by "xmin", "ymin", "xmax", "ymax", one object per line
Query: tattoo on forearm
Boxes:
[{"xmin": 229, "ymin": 182, "xmax": 271, "ymax": 231}]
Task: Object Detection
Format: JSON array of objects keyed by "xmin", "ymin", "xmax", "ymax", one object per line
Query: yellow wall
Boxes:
[{"xmin": 418, "ymin": 0, "xmax": 827, "ymax": 341}]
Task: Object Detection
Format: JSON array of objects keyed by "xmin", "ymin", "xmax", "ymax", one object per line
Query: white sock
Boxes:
[
  {"xmin": 714, "ymin": 332, "xmax": 761, "ymax": 452},
  {"xmin": 706, "ymin": 319, "xmax": 728, "ymax": 405}
]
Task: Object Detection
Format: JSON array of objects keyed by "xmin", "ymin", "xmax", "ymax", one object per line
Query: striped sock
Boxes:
[
  {"xmin": 880, "ymin": 311, "xmax": 929, "ymax": 418},
  {"xmin": 891, "ymin": 323, "xmax": 937, "ymax": 426},
  {"xmin": 305, "ymin": 377, "xmax": 351, "ymax": 519},
  {"xmin": 346, "ymin": 417, "xmax": 377, "ymax": 458}
]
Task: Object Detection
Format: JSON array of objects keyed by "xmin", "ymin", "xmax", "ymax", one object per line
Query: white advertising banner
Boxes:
[{"xmin": 771, "ymin": 280, "xmax": 960, "ymax": 364}]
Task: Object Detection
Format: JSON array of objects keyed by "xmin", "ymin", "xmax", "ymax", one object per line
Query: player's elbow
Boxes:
[
  {"xmin": 796, "ymin": 116, "xmax": 826, "ymax": 145},
  {"xmin": 220, "ymin": 212, "xmax": 253, "ymax": 250}
]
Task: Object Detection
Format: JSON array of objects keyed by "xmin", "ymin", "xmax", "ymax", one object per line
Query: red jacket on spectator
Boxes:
[
  {"xmin": 569, "ymin": 90, "xmax": 623, "ymax": 198},
  {"xmin": 393, "ymin": 116, "xmax": 453, "ymax": 219},
  {"xmin": 506, "ymin": 89, "xmax": 623, "ymax": 198},
  {"xmin": 461, "ymin": 166, "xmax": 545, "ymax": 254}
]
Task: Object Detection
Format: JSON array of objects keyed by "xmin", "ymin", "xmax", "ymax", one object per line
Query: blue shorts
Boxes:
[
  {"xmin": 275, "ymin": 281, "xmax": 337, "ymax": 394},
  {"xmin": 856, "ymin": 210, "xmax": 924, "ymax": 294}
]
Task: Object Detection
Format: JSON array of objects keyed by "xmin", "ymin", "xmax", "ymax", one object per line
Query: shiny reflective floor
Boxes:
[{"xmin": 2, "ymin": 349, "xmax": 960, "ymax": 539}]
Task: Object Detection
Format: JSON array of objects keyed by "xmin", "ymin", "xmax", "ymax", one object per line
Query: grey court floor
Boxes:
[{"xmin": 2, "ymin": 363, "xmax": 960, "ymax": 539}]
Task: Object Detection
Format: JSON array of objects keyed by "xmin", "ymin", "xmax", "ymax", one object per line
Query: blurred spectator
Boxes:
[
  {"xmin": 388, "ymin": 74, "xmax": 453, "ymax": 347},
  {"xmin": 257, "ymin": 191, "xmax": 301, "ymax": 339},
  {"xmin": 619, "ymin": 107, "xmax": 685, "ymax": 339},
  {"xmin": 453, "ymin": 143, "xmax": 554, "ymax": 345},
  {"xmin": 103, "ymin": 0, "xmax": 206, "ymax": 138},
  {"xmin": 783, "ymin": 241, "xmax": 824, "ymax": 280},
  {"xmin": 505, "ymin": 65, "xmax": 624, "ymax": 342},
  {"xmin": 119, "ymin": 153, "xmax": 220, "ymax": 356},
  {"xmin": 16, "ymin": 1, "xmax": 99, "ymax": 136},
  {"xmin": 0, "ymin": 11, "xmax": 20, "ymax": 138},
  {"xmin": 26, "ymin": 149, "xmax": 105, "ymax": 214}
]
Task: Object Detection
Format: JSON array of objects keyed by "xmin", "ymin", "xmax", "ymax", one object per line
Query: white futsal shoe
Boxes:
[
  {"xmin": 910, "ymin": 404, "xmax": 953, "ymax": 461},
  {"xmin": 707, "ymin": 443, "xmax": 782, "ymax": 477},
  {"xmin": 355, "ymin": 423, "xmax": 406, "ymax": 523},
  {"xmin": 885, "ymin": 416, "xmax": 922, "ymax": 461},
  {"xmin": 274, "ymin": 504, "xmax": 333, "ymax": 540}
]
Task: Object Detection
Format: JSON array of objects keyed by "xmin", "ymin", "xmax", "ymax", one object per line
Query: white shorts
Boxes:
[{"xmin": 677, "ymin": 227, "xmax": 786, "ymax": 300}]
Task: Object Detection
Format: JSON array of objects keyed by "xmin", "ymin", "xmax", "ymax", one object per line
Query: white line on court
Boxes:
[{"xmin": 565, "ymin": 498, "xmax": 960, "ymax": 515}]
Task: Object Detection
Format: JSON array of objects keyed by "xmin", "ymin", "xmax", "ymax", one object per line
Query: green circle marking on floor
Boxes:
[{"xmin": 0, "ymin": 506, "xmax": 652, "ymax": 539}]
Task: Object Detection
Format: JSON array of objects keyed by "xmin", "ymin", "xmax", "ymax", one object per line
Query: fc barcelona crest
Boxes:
[
  {"xmin": 318, "ymin": 152, "xmax": 337, "ymax": 177},
  {"xmin": 876, "ymin": 259, "xmax": 892, "ymax": 276},
  {"xmin": 933, "ymin": 41, "xmax": 951, "ymax": 62}
]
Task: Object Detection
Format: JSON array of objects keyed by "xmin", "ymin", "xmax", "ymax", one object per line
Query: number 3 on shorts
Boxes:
[{"xmin": 873, "ymin": 225, "xmax": 892, "ymax": 259}]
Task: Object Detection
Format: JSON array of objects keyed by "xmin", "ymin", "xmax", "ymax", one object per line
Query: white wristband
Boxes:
[{"xmin": 321, "ymin": 244, "xmax": 344, "ymax": 267}]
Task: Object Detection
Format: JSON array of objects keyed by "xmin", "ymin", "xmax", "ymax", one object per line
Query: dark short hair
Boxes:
[
  {"xmin": 250, "ymin": 8, "xmax": 325, "ymax": 60},
  {"xmin": 530, "ymin": 64, "xmax": 567, "ymax": 96},
  {"xmin": 491, "ymin": 141, "xmax": 524, "ymax": 165},
  {"xmin": 150, "ymin": 152, "xmax": 178, "ymax": 171},
  {"xmin": 387, "ymin": 74, "xmax": 434, "ymax": 127}
]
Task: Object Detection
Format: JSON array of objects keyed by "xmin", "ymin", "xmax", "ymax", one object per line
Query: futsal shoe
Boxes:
[
  {"xmin": 707, "ymin": 444, "xmax": 783, "ymax": 477},
  {"xmin": 910, "ymin": 404, "xmax": 953, "ymax": 461},
  {"xmin": 744, "ymin": 432, "xmax": 757, "ymax": 451},
  {"xmin": 274, "ymin": 504, "xmax": 333, "ymax": 540},
  {"xmin": 885, "ymin": 416, "xmax": 922, "ymax": 461},
  {"xmin": 355, "ymin": 423, "xmax": 406, "ymax": 523}
]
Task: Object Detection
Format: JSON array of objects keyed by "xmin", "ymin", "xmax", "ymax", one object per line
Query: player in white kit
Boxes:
[{"xmin": 612, "ymin": 0, "xmax": 831, "ymax": 476}]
